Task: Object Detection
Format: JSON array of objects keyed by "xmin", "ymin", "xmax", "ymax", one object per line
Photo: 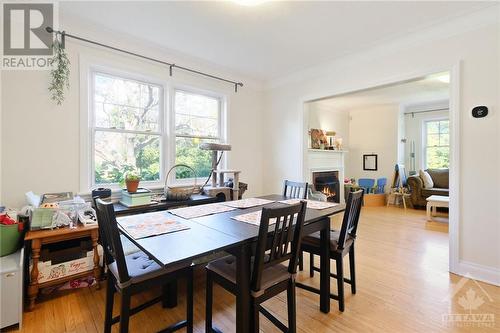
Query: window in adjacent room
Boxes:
[
  {"xmin": 424, "ymin": 119, "xmax": 449, "ymax": 169},
  {"xmin": 173, "ymin": 89, "xmax": 222, "ymax": 180},
  {"xmin": 92, "ymin": 72, "xmax": 163, "ymax": 185}
]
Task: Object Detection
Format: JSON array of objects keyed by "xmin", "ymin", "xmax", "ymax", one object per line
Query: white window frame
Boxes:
[
  {"xmin": 80, "ymin": 56, "xmax": 228, "ymax": 193},
  {"xmin": 81, "ymin": 61, "xmax": 168, "ymax": 191},
  {"xmin": 169, "ymin": 85, "xmax": 226, "ymax": 186},
  {"xmin": 423, "ymin": 118, "xmax": 449, "ymax": 169}
]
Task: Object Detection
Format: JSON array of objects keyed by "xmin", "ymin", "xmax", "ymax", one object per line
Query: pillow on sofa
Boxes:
[{"xmin": 419, "ymin": 170, "xmax": 434, "ymax": 188}]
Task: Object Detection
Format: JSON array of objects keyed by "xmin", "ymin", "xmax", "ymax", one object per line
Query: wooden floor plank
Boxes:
[{"xmin": 4, "ymin": 206, "xmax": 499, "ymax": 332}]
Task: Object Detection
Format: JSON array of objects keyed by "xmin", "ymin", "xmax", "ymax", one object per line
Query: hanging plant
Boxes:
[{"xmin": 48, "ymin": 36, "xmax": 70, "ymax": 105}]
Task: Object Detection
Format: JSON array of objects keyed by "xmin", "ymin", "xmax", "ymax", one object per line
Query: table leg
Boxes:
[
  {"xmin": 163, "ymin": 280, "xmax": 178, "ymax": 308},
  {"xmin": 427, "ymin": 203, "xmax": 432, "ymax": 221},
  {"xmin": 320, "ymin": 218, "xmax": 331, "ymax": 313},
  {"xmin": 235, "ymin": 244, "xmax": 251, "ymax": 333},
  {"xmin": 27, "ymin": 239, "xmax": 41, "ymax": 311},
  {"xmin": 90, "ymin": 229, "xmax": 101, "ymax": 289}
]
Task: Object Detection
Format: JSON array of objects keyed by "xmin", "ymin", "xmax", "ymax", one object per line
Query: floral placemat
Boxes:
[
  {"xmin": 168, "ymin": 203, "xmax": 236, "ymax": 219},
  {"xmin": 279, "ymin": 199, "xmax": 339, "ymax": 210},
  {"xmin": 222, "ymin": 198, "xmax": 275, "ymax": 209},
  {"xmin": 118, "ymin": 214, "xmax": 189, "ymax": 239}
]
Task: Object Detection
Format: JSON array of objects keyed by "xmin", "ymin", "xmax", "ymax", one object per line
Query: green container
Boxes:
[{"xmin": 0, "ymin": 224, "xmax": 22, "ymax": 257}]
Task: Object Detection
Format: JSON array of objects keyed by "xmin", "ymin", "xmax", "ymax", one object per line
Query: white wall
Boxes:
[
  {"xmin": 1, "ymin": 17, "xmax": 265, "ymax": 208},
  {"xmin": 347, "ymin": 105, "xmax": 398, "ymax": 187},
  {"xmin": 308, "ymin": 102, "xmax": 350, "ymax": 149},
  {"xmin": 263, "ymin": 13, "xmax": 500, "ymax": 279}
]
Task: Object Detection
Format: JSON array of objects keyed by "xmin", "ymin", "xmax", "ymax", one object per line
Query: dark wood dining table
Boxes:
[{"xmin": 117, "ymin": 194, "xmax": 345, "ymax": 333}]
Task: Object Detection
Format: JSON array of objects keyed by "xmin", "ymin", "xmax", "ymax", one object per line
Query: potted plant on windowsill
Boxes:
[{"xmin": 124, "ymin": 172, "xmax": 141, "ymax": 193}]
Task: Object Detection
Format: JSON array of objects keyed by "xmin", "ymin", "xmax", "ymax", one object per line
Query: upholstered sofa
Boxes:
[{"xmin": 407, "ymin": 169, "xmax": 449, "ymax": 207}]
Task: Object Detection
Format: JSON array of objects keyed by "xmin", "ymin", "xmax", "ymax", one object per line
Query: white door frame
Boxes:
[{"xmin": 298, "ymin": 62, "xmax": 461, "ymax": 276}]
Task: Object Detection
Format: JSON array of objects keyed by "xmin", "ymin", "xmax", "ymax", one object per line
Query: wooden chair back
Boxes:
[
  {"xmin": 283, "ymin": 180, "xmax": 308, "ymax": 199},
  {"xmin": 94, "ymin": 198, "xmax": 130, "ymax": 284},
  {"xmin": 251, "ymin": 201, "xmax": 307, "ymax": 292},
  {"xmin": 337, "ymin": 190, "xmax": 364, "ymax": 251}
]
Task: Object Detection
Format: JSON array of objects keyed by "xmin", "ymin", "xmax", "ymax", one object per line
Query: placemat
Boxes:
[
  {"xmin": 222, "ymin": 198, "xmax": 275, "ymax": 209},
  {"xmin": 118, "ymin": 214, "xmax": 189, "ymax": 239},
  {"xmin": 168, "ymin": 203, "xmax": 236, "ymax": 219},
  {"xmin": 279, "ymin": 199, "xmax": 339, "ymax": 210},
  {"xmin": 231, "ymin": 210, "xmax": 277, "ymax": 226}
]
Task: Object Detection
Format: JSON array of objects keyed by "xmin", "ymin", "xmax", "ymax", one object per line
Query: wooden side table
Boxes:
[{"xmin": 24, "ymin": 224, "xmax": 101, "ymax": 311}]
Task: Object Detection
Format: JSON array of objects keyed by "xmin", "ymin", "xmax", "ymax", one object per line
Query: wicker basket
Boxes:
[{"xmin": 164, "ymin": 164, "xmax": 198, "ymax": 201}]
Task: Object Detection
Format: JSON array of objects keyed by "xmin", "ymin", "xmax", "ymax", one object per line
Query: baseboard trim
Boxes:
[{"xmin": 457, "ymin": 260, "xmax": 500, "ymax": 286}]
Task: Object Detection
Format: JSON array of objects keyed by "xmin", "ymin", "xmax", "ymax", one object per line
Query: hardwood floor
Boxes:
[{"xmin": 6, "ymin": 206, "xmax": 500, "ymax": 332}]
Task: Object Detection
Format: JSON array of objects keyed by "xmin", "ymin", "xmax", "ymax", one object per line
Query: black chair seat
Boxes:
[
  {"xmin": 302, "ymin": 230, "xmax": 355, "ymax": 252},
  {"xmin": 207, "ymin": 255, "xmax": 290, "ymax": 294},
  {"xmin": 108, "ymin": 251, "xmax": 187, "ymax": 288}
]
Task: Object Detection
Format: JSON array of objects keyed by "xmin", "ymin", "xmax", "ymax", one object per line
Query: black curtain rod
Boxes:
[
  {"xmin": 46, "ymin": 27, "xmax": 244, "ymax": 92},
  {"xmin": 404, "ymin": 107, "xmax": 449, "ymax": 116}
]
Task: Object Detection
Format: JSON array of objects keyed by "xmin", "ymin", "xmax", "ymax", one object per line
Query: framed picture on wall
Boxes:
[
  {"xmin": 309, "ymin": 129, "xmax": 328, "ymax": 149},
  {"xmin": 363, "ymin": 154, "xmax": 378, "ymax": 171}
]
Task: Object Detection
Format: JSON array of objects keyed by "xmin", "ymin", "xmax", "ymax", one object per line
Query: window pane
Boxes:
[
  {"xmin": 426, "ymin": 121, "xmax": 440, "ymax": 134},
  {"xmin": 94, "ymin": 102, "xmax": 159, "ymax": 132},
  {"xmin": 440, "ymin": 133, "xmax": 449, "ymax": 146},
  {"xmin": 427, "ymin": 134, "xmax": 440, "ymax": 147},
  {"xmin": 94, "ymin": 73, "xmax": 160, "ymax": 131},
  {"xmin": 426, "ymin": 147, "xmax": 449, "ymax": 169},
  {"xmin": 439, "ymin": 120, "xmax": 449, "ymax": 134},
  {"xmin": 175, "ymin": 114, "xmax": 218, "ymax": 138},
  {"xmin": 175, "ymin": 137, "xmax": 216, "ymax": 179},
  {"xmin": 94, "ymin": 131, "xmax": 160, "ymax": 184},
  {"xmin": 175, "ymin": 90, "xmax": 219, "ymax": 137}
]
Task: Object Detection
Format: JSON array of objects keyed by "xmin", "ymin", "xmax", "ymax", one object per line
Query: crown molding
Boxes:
[{"xmin": 266, "ymin": 5, "xmax": 499, "ymax": 90}]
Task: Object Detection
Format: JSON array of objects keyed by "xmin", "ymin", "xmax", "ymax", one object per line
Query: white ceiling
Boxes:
[
  {"xmin": 310, "ymin": 73, "xmax": 450, "ymax": 111},
  {"xmin": 60, "ymin": 1, "xmax": 494, "ymax": 81}
]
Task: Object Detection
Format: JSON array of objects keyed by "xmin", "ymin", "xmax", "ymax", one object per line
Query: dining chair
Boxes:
[
  {"xmin": 94, "ymin": 198, "xmax": 194, "ymax": 333},
  {"xmin": 375, "ymin": 177, "xmax": 387, "ymax": 194},
  {"xmin": 298, "ymin": 190, "xmax": 364, "ymax": 312},
  {"xmin": 358, "ymin": 178, "xmax": 375, "ymax": 194},
  {"xmin": 205, "ymin": 201, "xmax": 307, "ymax": 333},
  {"xmin": 283, "ymin": 180, "xmax": 308, "ymax": 199},
  {"xmin": 282, "ymin": 180, "xmax": 308, "ymax": 271}
]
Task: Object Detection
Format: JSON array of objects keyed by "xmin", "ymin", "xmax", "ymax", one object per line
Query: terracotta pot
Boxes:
[{"xmin": 125, "ymin": 179, "xmax": 140, "ymax": 193}]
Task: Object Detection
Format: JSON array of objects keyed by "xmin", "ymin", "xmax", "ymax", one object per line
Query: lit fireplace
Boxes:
[{"xmin": 312, "ymin": 170, "xmax": 340, "ymax": 203}]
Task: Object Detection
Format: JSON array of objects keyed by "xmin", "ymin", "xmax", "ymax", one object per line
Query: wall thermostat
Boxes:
[{"xmin": 472, "ymin": 106, "xmax": 488, "ymax": 118}]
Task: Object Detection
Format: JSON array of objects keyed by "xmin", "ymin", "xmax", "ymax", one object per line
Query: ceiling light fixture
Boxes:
[
  {"xmin": 231, "ymin": 0, "xmax": 268, "ymax": 6},
  {"xmin": 428, "ymin": 72, "xmax": 450, "ymax": 83}
]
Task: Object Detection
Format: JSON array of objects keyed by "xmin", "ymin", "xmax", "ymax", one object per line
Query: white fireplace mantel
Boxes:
[{"xmin": 305, "ymin": 149, "xmax": 348, "ymax": 203}]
